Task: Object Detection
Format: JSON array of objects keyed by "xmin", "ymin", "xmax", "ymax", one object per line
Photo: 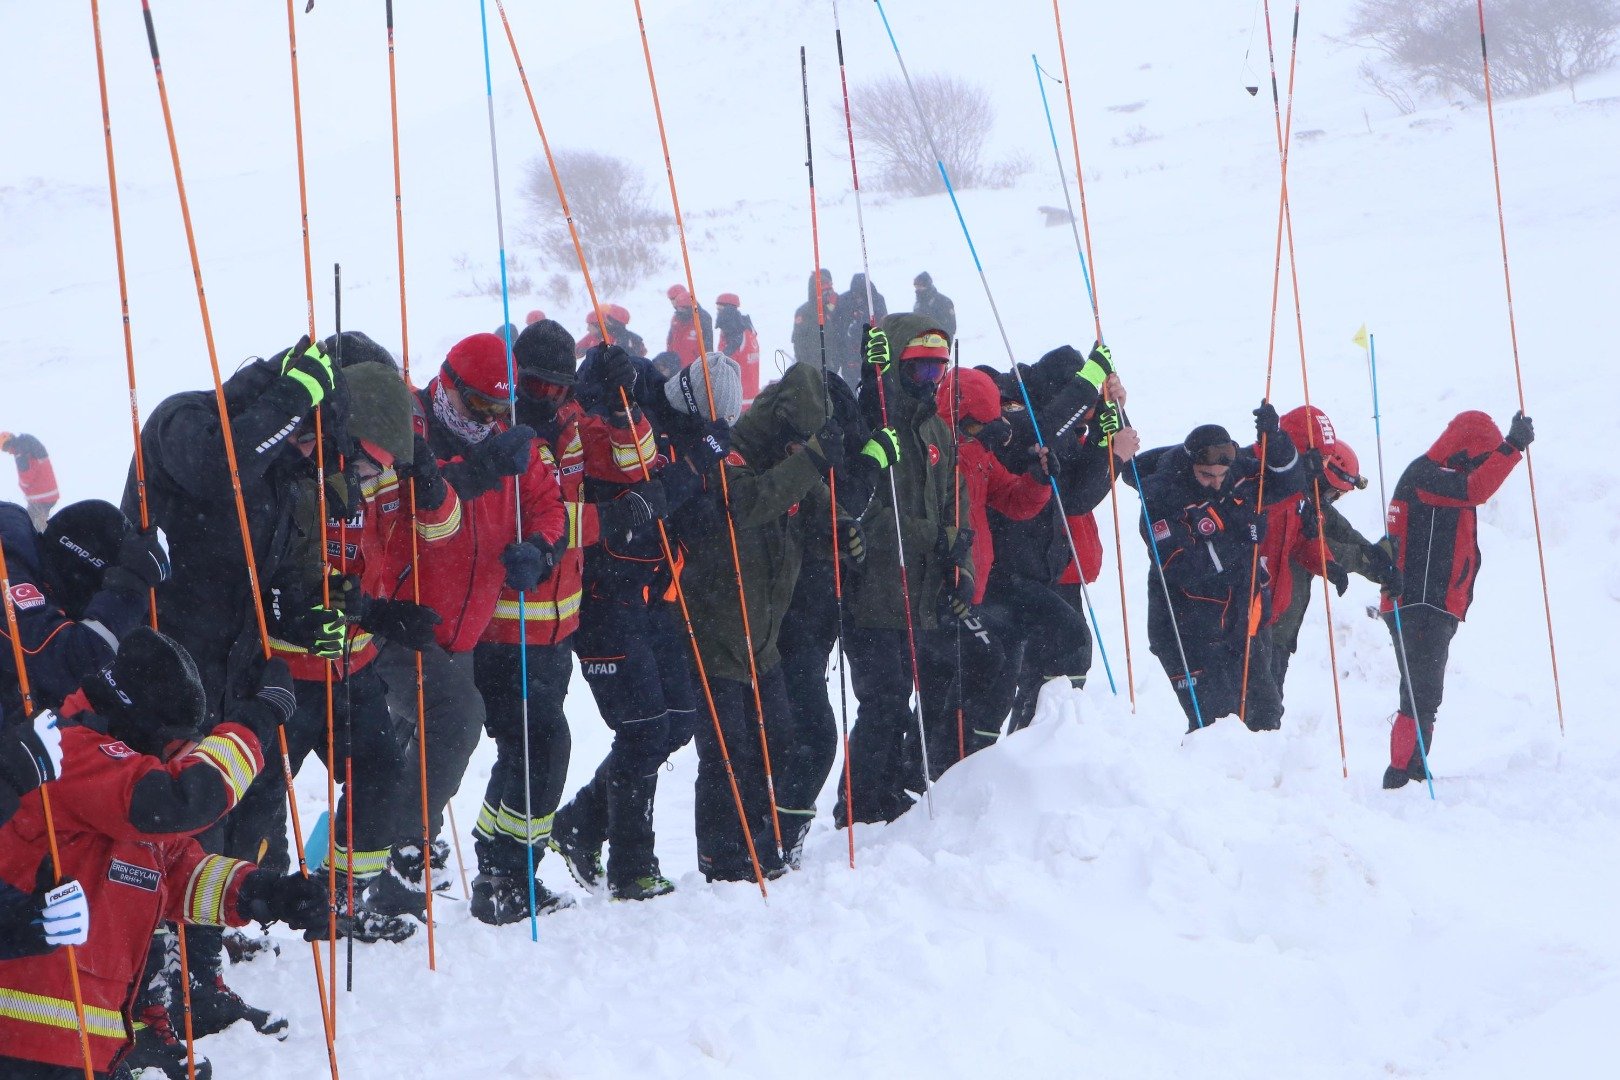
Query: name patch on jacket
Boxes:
[
  {"xmin": 6, "ymin": 582, "xmax": 46, "ymax": 611},
  {"xmin": 108, "ymin": 859, "xmax": 161, "ymax": 892}
]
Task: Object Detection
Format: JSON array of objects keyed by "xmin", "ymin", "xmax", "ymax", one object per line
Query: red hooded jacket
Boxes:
[
  {"xmin": 1381, "ymin": 410, "xmax": 1521, "ymax": 620},
  {"xmin": 938, "ymin": 370, "xmax": 1051, "ymax": 603},
  {"xmin": 0, "ymin": 701, "xmax": 262, "ymax": 1071}
]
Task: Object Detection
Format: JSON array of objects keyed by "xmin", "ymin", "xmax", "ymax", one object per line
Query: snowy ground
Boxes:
[{"xmin": 4, "ymin": 1, "xmax": 1619, "ymax": 1077}]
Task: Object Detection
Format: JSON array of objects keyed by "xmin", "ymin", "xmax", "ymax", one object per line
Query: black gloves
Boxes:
[
  {"xmin": 359, "ymin": 598, "xmax": 442, "ymax": 651},
  {"xmin": 397, "ymin": 433, "xmax": 449, "ymax": 512},
  {"xmin": 863, "ymin": 325, "xmax": 891, "ymax": 373},
  {"xmin": 238, "ymin": 869, "xmax": 330, "ymax": 931},
  {"xmin": 441, "ymin": 425, "xmax": 536, "ymax": 501},
  {"xmin": 224, "ymin": 657, "xmax": 298, "ymax": 746},
  {"xmin": 1364, "ymin": 538, "xmax": 1404, "ymax": 595},
  {"xmin": 938, "ymin": 526, "xmax": 973, "ymax": 567},
  {"xmin": 0, "ymin": 709, "xmax": 64, "ymax": 795},
  {"xmin": 803, "ymin": 417, "xmax": 846, "ymax": 473},
  {"xmin": 1254, "ymin": 399, "xmax": 1281, "ymax": 440},
  {"xmin": 975, "ymin": 418, "xmax": 1013, "ymax": 449},
  {"xmin": 837, "ymin": 518, "xmax": 866, "ymax": 565},
  {"xmin": 1325, "ymin": 562, "xmax": 1350, "ymax": 597},
  {"xmin": 591, "ymin": 344, "xmax": 638, "ymax": 397},
  {"xmin": 268, "ymin": 586, "xmax": 346, "ymax": 660},
  {"xmin": 597, "ymin": 481, "xmax": 668, "ymax": 542},
  {"xmin": 1505, "ymin": 411, "xmax": 1535, "ymax": 452},
  {"xmin": 102, "ymin": 527, "xmax": 171, "ymax": 595},
  {"xmin": 687, "ymin": 421, "xmax": 732, "ymax": 474},
  {"xmin": 1027, "ymin": 445, "xmax": 1057, "ymax": 481},
  {"xmin": 502, "ymin": 538, "xmax": 558, "ymax": 592},
  {"xmin": 278, "ymin": 336, "xmax": 338, "ymax": 409}
]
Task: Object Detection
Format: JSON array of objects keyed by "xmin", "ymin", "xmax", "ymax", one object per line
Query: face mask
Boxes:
[
  {"xmin": 433, "ymin": 379, "xmax": 498, "ymax": 446},
  {"xmin": 974, "ymin": 418, "xmax": 1013, "ymax": 447}
]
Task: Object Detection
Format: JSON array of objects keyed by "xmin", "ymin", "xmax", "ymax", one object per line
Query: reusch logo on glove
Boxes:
[{"xmin": 108, "ymin": 858, "xmax": 160, "ymax": 892}]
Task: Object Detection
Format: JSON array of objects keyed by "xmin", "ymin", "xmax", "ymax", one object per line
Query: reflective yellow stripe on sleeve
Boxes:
[
  {"xmin": 416, "ymin": 493, "xmax": 462, "ymax": 542},
  {"xmin": 0, "ymin": 988, "xmax": 126, "ymax": 1039},
  {"xmin": 185, "ymin": 855, "xmax": 248, "ymax": 925},
  {"xmin": 187, "ymin": 730, "xmax": 259, "ymax": 805},
  {"xmin": 493, "ymin": 590, "xmax": 581, "ymax": 623}
]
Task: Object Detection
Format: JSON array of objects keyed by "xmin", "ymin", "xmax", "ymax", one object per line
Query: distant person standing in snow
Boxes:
[
  {"xmin": 577, "ymin": 304, "xmax": 647, "ymax": 360},
  {"xmin": 1129, "ymin": 404, "xmax": 1303, "ymax": 733},
  {"xmin": 1378, "ymin": 409, "xmax": 1532, "ymax": 790},
  {"xmin": 911, "ymin": 271, "xmax": 957, "ymax": 340},
  {"xmin": 1, "ymin": 434, "xmax": 59, "ymax": 532},
  {"xmin": 665, "ymin": 285, "xmax": 714, "ymax": 369},
  {"xmin": 791, "ymin": 269, "xmax": 839, "ymax": 375},
  {"xmin": 835, "ymin": 274, "xmax": 886, "ymax": 389},
  {"xmin": 714, "ymin": 292, "xmax": 762, "ymax": 406}
]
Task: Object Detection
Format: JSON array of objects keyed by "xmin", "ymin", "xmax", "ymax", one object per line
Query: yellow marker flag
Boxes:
[{"xmin": 1352, "ymin": 324, "xmax": 1370, "ymax": 350}]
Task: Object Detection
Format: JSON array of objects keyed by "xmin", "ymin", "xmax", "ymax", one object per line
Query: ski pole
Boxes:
[
  {"xmin": 383, "ymin": 0, "xmax": 445, "ymax": 956},
  {"xmin": 137, "ymin": 5, "xmax": 337, "ymax": 1067},
  {"xmin": 834, "ymin": 0, "xmax": 936, "ymax": 815},
  {"xmin": 799, "ymin": 44, "xmax": 858, "ymax": 866},
  {"xmin": 871, "ymin": 0, "xmax": 1118, "ymax": 700},
  {"xmin": 632, "ymin": 0, "xmax": 789, "ymax": 858},
  {"xmin": 1474, "ymin": 0, "xmax": 1564, "ymax": 734},
  {"xmin": 1033, "ymin": 40, "xmax": 1137, "ymax": 710},
  {"xmin": 89, "ymin": 2, "xmax": 196, "ymax": 1070},
  {"xmin": 490, "ymin": 0, "xmax": 769, "ymax": 896},
  {"xmin": 1363, "ymin": 331, "xmax": 1434, "ymax": 798}
]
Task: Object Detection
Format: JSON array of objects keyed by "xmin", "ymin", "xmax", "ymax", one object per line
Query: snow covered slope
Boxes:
[{"xmin": 3, "ymin": 1, "xmax": 1618, "ymax": 1077}]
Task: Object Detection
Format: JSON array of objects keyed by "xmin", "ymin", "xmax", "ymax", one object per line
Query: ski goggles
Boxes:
[
  {"xmin": 444, "ymin": 365, "xmax": 511, "ymax": 421},
  {"xmin": 1325, "ymin": 458, "xmax": 1368, "ymax": 491},
  {"xmin": 1187, "ymin": 441, "xmax": 1238, "ymax": 466},
  {"xmin": 519, "ymin": 372, "xmax": 571, "ymax": 405},
  {"xmin": 899, "ymin": 358, "xmax": 947, "ymax": 385}
]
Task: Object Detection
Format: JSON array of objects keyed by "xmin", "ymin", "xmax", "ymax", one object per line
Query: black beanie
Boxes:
[
  {"xmin": 1184, "ymin": 424, "xmax": 1235, "ymax": 455},
  {"xmin": 83, "ymin": 627, "xmax": 207, "ymax": 753},
  {"xmin": 322, "ymin": 330, "xmax": 398, "ymax": 371},
  {"xmin": 514, "ymin": 319, "xmax": 579, "ymax": 387},
  {"xmin": 41, "ymin": 500, "xmax": 128, "ymax": 617}
]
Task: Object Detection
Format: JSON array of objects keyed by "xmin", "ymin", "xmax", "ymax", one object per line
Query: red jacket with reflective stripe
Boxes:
[
  {"xmin": 479, "ymin": 401, "xmax": 647, "ymax": 647},
  {"xmin": 403, "ymin": 382, "xmax": 568, "ymax": 653},
  {"xmin": 955, "ymin": 440, "xmax": 1050, "ymax": 604},
  {"xmin": 0, "ymin": 708, "xmax": 260, "ymax": 1071}
]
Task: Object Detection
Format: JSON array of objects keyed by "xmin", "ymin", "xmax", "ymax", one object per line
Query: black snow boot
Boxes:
[
  {"xmin": 389, "ymin": 839, "xmax": 453, "ymax": 895},
  {"xmin": 470, "ymin": 872, "xmax": 576, "ymax": 925},
  {"xmin": 117, "ymin": 931, "xmax": 212, "ymax": 1079},
  {"xmin": 308, "ymin": 872, "xmax": 418, "ymax": 943},
  {"xmin": 187, "ymin": 926, "xmax": 286, "ymax": 1040},
  {"xmin": 606, "ymin": 770, "xmax": 672, "ymax": 901},
  {"xmin": 550, "ymin": 776, "xmax": 608, "ymax": 893}
]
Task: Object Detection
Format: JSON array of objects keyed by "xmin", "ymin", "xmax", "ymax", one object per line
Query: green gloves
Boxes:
[
  {"xmin": 280, "ymin": 338, "xmax": 337, "ymax": 407},
  {"xmin": 863, "ymin": 326, "xmax": 892, "ymax": 373},
  {"xmin": 1077, "ymin": 342, "xmax": 1113, "ymax": 392},
  {"xmin": 859, "ymin": 426, "xmax": 901, "ymax": 469}
]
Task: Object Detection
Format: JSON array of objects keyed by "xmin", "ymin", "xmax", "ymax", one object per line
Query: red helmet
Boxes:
[
  {"xmin": 716, "ymin": 292, "xmax": 740, "ymax": 308},
  {"xmin": 442, "ymin": 333, "xmax": 511, "ymax": 406},
  {"xmin": 608, "ymin": 303, "xmax": 631, "ymax": 325},
  {"xmin": 1279, "ymin": 405, "xmax": 1338, "ymax": 452},
  {"xmin": 1322, "ymin": 440, "xmax": 1364, "ymax": 492},
  {"xmin": 667, "ymin": 284, "xmax": 693, "ymax": 307},
  {"xmin": 524, "ymin": 309, "xmax": 546, "ymax": 325}
]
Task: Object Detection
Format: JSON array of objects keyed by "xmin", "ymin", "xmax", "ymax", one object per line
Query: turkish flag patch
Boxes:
[
  {"xmin": 100, "ymin": 741, "xmax": 137, "ymax": 759},
  {"xmin": 6, "ymin": 582, "xmax": 46, "ymax": 611},
  {"xmin": 1196, "ymin": 516, "xmax": 1216, "ymax": 536},
  {"xmin": 927, "ymin": 444, "xmax": 941, "ymax": 466},
  {"xmin": 1151, "ymin": 519, "xmax": 1171, "ymax": 542}
]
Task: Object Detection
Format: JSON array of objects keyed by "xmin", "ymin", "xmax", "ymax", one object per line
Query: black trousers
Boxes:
[
  {"xmin": 561, "ymin": 597, "xmax": 695, "ymax": 882},
  {"xmin": 1384, "ymin": 605, "xmax": 1458, "ymax": 770},
  {"xmin": 470, "ymin": 640, "xmax": 574, "ymax": 877},
  {"xmin": 377, "ymin": 641, "xmax": 488, "ymax": 847},
  {"xmin": 777, "ymin": 559, "xmax": 845, "ymax": 818},
  {"xmin": 998, "ymin": 576, "xmax": 1093, "ymax": 736},
  {"xmin": 692, "ymin": 667, "xmax": 796, "ymax": 880},
  {"xmin": 0, "ymin": 1057, "xmax": 108, "ymax": 1079},
  {"xmin": 918, "ymin": 615, "xmax": 1004, "ymax": 779},
  {"xmin": 840, "ymin": 625, "xmax": 920, "ymax": 825},
  {"xmin": 1154, "ymin": 629, "xmax": 1285, "ymax": 733}
]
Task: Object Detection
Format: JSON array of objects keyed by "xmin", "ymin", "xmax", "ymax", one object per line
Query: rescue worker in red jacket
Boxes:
[
  {"xmin": 576, "ymin": 304, "xmax": 647, "ymax": 360},
  {"xmin": 374, "ymin": 333, "xmax": 566, "ymax": 896},
  {"xmin": 921, "ymin": 367, "xmax": 1050, "ymax": 772},
  {"xmin": 1379, "ymin": 409, "xmax": 1532, "ymax": 789},
  {"xmin": 0, "ymin": 628, "xmax": 326, "ymax": 1080},
  {"xmin": 664, "ymin": 285, "xmax": 714, "ymax": 369},
  {"xmin": 467, "ymin": 320, "xmax": 653, "ymax": 923},
  {"xmin": 713, "ymin": 292, "xmax": 762, "ymax": 406}
]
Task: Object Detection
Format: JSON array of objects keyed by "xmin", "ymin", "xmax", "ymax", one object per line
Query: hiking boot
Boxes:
[
  {"xmin": 1382, "ymin": 765, "xmax": 1411, "ymax": 790},
  {"xmin": 549, "ymin": 828, "xmax": 605, "ymax": 894},
  {"xmin": 390, "ymin": 840, "xmax": 453, "ymax": 894},
  {"xmin": 115, "ymin": 1002, "xmax": 213, "ymax": 1080},
  {"xmin": 610, "ymin": 872, "xmax": 675, "ymax": 902},
  {"xmin": 365, "ymin": 861, "xmax": 430, "ymax": 920},
  {"xmin": 304, "ymin": 873, "xmax": 418, "ymax": 944},
  {"xmin": 470, "ymin": 873, "xmax": 576, "ymax": 925},
  {"xmin": 188, "ymin": 972, "xmax": 287, "ymax": 1040},
  {"xmin": 221, "ymin": 928, "xmax": 279, "ymax": 965}
]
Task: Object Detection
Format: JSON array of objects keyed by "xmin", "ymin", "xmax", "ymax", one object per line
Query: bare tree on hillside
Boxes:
[
  {"xmin": 1346, "ymin": 0, "xmax": 1620, "ymax": 102},
  {"xmin": 847, "ymin": 73, "xmax": 1024, "ymax": 196},
  {"xmin": 523, "ymin": 149, "xmax": 671, "ymax": 297}
]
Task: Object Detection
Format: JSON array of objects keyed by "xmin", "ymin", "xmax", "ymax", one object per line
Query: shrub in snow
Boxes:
[
  {"xmin": 523, "ymin": 149, "xmax": 672, "ymax": 297},
  {"xmin": 847, "ymin": 73, "xmax": 1026, "ymax": 196},
  {"xmin": 1347, "ymin": 0, "xmax": 1620, "ymax": 103}
]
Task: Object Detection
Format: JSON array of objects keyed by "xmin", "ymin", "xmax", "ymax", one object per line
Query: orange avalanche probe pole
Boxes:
[
  {"xmin": 1474, "ymin": 0, "xmax": 1564, "ymax": 734},
  {"xmin": 137, "ymin": 3, "xmax": 337, "ymax": 1072},
  {"xmin": 491, "ymin": 0, "xmax": 769, "ymax": 896},
  {"xmin": 631, "ymin": 0, "xmax": 785, "ymax": 858},
  {"xmin": 1050, "ymin": 0, "xmax": 1136, "ymax": 710},
  {"xmin": 0, "ymin": 543, "xmax": 94, "ymax": 1080}
]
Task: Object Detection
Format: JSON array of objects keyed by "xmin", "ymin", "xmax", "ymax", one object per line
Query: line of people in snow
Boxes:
[{"xmin": 0, "ymin": 272, "xmax": 1532, "ymax": 1077}]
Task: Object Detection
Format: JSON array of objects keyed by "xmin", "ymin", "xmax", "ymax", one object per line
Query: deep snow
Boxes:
[{"xmin": 3, "ymin": 1, "xmax": 1618, "ymax": 1077}]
